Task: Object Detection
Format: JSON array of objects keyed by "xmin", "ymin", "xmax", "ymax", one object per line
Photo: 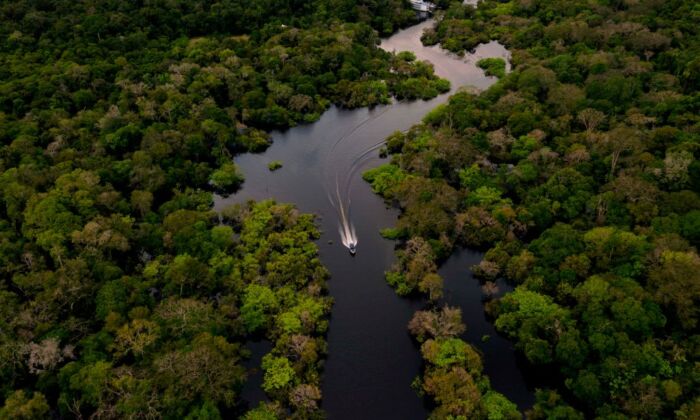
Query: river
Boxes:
[{"xmin": 215, "ymin": 19, "xmax": 534, "ymax": 419}]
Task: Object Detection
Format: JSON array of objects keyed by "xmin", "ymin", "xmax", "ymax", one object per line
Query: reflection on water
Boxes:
[
  {"xmin": 380, "ymin": 20, "xmax": 510, "ymax": 90},
  {"xmin": 215, "ymin": 19, "xmax": 531, "ymax": 419}
]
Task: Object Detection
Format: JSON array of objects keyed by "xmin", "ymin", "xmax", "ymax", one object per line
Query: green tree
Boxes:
[
  {"xmin": 241, "ymin": 284, "xmax": 279, "ymax": 332},
  {"xmin": 261, "ymin": 355, "xmax": 296, "ymax": 393},
  {"xmin": 0, "ymin": 390, "xmax": 50, "ymax": 420}
]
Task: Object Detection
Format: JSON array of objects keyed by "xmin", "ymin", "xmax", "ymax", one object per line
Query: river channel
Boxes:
[{"xmin": 215, "ymin": 19, "xmax": 534, "ymax": 419}]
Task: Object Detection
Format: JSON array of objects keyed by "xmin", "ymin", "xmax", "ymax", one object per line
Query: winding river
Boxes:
[{"xmin": 215, "ymin": 19, "xmax": 534, "ymax": 419}]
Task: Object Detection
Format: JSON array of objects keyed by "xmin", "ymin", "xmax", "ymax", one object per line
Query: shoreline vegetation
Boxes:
[
  {"xmin": 366, "ymin": 0, "xmax": 700, "ymax": 418},
  {"xmin": 0, "ymin": 1, "xmax": 449, "ymax": 418},
  {"xmin": 0, "ymin": 0, "xmax": 698, "ymax": 419}
]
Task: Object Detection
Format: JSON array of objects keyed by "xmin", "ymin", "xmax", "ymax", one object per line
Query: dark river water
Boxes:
[{"xmin": 215, "ymin": 19, "xmax": 534, "ymax": 419}]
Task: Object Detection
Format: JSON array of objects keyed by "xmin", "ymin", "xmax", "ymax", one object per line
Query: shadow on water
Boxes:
[
  {"xmin": 439, "ymin": 249, "xmax": 542, "ymax": 409},
  {"xmin": 215, "ymin": 18, "xmax": 532, "ymax": 419},
  {"xmin": 239, "ymin": 340, "xmax": 272, "ymax": 410}
]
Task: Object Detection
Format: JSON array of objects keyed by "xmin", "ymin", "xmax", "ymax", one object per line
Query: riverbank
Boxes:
[{"xmin": 215, "ymin": 18, "xmax": 530, "ymax": 418}]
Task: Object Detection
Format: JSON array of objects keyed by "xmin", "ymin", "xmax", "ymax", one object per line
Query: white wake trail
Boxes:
[
  {"xmin": 335, "ymin": 175, "xmax": 358, "ymax": 250},
  {"xmin": 325, "ymin": 109, "xmax": 393, "ymax": 254}
]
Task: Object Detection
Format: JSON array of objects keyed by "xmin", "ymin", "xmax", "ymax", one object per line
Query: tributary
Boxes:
[{"xmin": 215, "ymin": 19, "xmax": 535, "ymax": 419}]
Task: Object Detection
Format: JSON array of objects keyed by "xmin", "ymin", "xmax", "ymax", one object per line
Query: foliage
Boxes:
[
  {"xmin": 0, "ymin": 390, "xmax": 50, "ymax": 420},
  {"xmin": 268, "ymin": 161, "xmax": 283, "ymax": 171},
  {"xmin": 363, "ymin": 164, "xmax": 409, "ymax": 198},
  {"xmin": 477, "ymin": 58, "xmax": 506, "ymax": 78},
  {"xmin": 370, "ymin": 0, "xmax": 700, "ymax": 417},
  {"xmin": 0, "ymin": 191, "xmax": 329, "ymax": 419},
  {"xmin": 210, "ymin": 163, "xmax": 244, "ymax": 195},
  {"xmin": 0, "ymin": 0, "xmax": 457, "ymax": 415},
  {"xmin": 408, "ymin": 307, "xmax": 519, "ymax": 419}
]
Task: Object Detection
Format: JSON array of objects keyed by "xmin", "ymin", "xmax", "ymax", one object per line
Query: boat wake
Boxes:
[
  {"xmin": 339, "ymin": 218, "xmax": 358, "ymax": 254},
  {"xmin": 324, "ymin": 108, "xmax": 392, "ymax": 255},
  {"xmin": 332, "ymin": 175, "xmax": 358, "ymax": 254}
]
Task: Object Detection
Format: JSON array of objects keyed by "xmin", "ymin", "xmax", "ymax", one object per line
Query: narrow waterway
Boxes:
[{"xmin": 215, "ymin": 19, "xmax": 533, "ymax": 419}]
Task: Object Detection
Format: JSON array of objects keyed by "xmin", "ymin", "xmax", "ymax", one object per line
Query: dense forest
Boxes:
[
  {"xmin": 2, "ymin": 0, "xmax": 699, "ymax": 418},
  {"xmin": 0, "ymin": 0, "xmax": 451, "ymax": 418},
  {"xmin": 366, "ymin": 0, "xmax": 700, "ymax": 418}
]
